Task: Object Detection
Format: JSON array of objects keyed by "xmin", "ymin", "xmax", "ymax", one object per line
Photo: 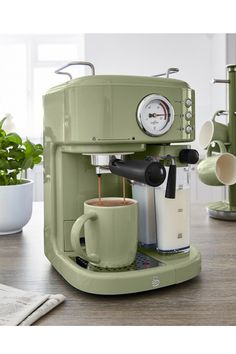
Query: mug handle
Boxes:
[
  {"xmin": 212, "ymin": 110, "xmax": 228, "ymax": 122},
  {"xmin": 70, "ymin": 212, "xmax": 100, "ymax": 264},
  {"xmin": 207, "ymin": 140, "xmax": 227, "ymax": 157}
]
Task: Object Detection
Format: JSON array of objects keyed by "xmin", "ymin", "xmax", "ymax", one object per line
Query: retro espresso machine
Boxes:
[{"xmin": 43, "ymin": 61, "xmax": 201, "ymax": 295}]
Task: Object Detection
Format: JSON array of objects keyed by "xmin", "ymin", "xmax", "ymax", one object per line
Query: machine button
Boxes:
[
  {"xmin": 185, "ymin": 111, "xmax": 192, "ymax": 120},
  {"xmin": 185, "ymin": 125, "xmax": 192, "ymax": 134},
  {"xmin": 185, "ymin": 99, "xmax": 192, "ymax": 107}
]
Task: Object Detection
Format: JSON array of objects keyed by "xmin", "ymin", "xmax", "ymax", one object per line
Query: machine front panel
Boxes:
[{"xmin": 66, "ymin": 82, "xmax": 195, "ymax": 145}]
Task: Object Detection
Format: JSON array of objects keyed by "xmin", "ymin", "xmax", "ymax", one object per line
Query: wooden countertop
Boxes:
[{"xmin": 0, "ymin": 202, "xmax": 236, "ymax": 325}]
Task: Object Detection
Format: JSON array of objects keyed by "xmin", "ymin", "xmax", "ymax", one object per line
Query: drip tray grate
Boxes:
[{"xmin": 76, "ymin": 252, "xmax": 164, "ymax": 272}]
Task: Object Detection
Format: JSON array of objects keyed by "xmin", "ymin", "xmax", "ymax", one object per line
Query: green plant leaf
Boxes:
[
  {"xmin": 0, "ymin": 117, "xmax": 7, "ymax": 129},
  {"xmin": 8, "ymin": 149, "xmax": 25, "ymax": 161},
  {"xmin": 0, "ymin": 160, "xmax": 9, "ymax": 170},
  {"xmin": 33, "ymin": 148, "xmax": 43, "ymax": 157},
  {"xmin": 35, "ymin": 144, "xmax": 43, "ymax": 153},
  {"xmin": 33, "ymin": 156, "xmax": 42, "ymax": 164},
  {"xmin": 0, "ymin": 149, "xmax": 7, "ymax": 157},
  {"xmin": 0, "ymin": 129, "xmax": 43, "ymax": 184},
  {"xmin": 0, "ymin": 129, "xmax": 6, "ymax": 139},
  {"xmin": 21, "ymin": 157, "xmax": 33, "ymax": 170},
  {"xmin": 5, "ymin": 133, "xmax": 22, "ymax": 145},
  {"xmin": 23, "ymin": 140, "xmax": 34, "ymax": 157},
  {"xmin": 0, "ymin": 174, "xmax": 8, "ymax": 185},
  {"xmin": 8, "ymin": 160, "xmax": 20, "ymax": 169}
]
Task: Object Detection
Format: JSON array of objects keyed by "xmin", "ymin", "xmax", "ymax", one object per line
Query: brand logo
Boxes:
[{"xmin": 151, "ymin": 276, "xmax": 160, "ymax": 288}]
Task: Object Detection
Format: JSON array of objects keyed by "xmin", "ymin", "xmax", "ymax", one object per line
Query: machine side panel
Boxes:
[
  {"xmin": 43, "ymin": 90, "xmax": 65, "ymax": 142},
  {"xmin": 43, "ymin": 90, "xmax": 65, "ymax": 258}
]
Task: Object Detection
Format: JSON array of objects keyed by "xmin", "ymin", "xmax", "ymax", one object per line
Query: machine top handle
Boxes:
[
  {"xmin": 55, "ymin": 61, "xmax": 95, "ymax": 80},
  {"xmin": 153, "ymin": 67, "xmax": 179, "ymax": 79}
]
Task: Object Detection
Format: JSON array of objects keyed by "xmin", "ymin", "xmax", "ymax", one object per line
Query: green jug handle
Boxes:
[
  {"xmin": 70, "ymin": 212, "xmax": 100, "ymax": 264},
  {"xmin": 212, "ymin": 110, "xmax": 228, "ymax": 122},
  {"xmin": 207, "ymin": 140, "xmax": 227, "ymax": 157}
]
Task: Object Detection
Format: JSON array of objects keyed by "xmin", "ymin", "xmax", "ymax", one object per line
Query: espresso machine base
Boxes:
[
  {"xmin": 46, "ymin": 246, "xmax": 201, "ymax": 295},
  {"xmin": 207, "ymin": 201, "xmax": 236, "ymax": 221}
]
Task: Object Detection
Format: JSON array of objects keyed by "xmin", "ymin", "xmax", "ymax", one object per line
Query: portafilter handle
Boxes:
[{"xmin": 109, "ymin": 157, "xmax": 166, "ymax": 187}]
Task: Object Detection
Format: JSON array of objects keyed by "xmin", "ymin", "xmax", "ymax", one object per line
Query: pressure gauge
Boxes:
[{"xmin": 137, "ymin": 94, "xmax": 175, "ymax": 136}]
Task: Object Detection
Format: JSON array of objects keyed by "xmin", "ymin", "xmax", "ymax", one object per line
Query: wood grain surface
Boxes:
[{"xmin": 0, "ymin": 202, "xmax": 236, "ymax": 326}]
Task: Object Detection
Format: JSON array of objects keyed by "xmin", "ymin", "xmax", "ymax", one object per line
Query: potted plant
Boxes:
[{"xmin": 0, "ymin": 116, "xmax": 43, "ymax": 234}]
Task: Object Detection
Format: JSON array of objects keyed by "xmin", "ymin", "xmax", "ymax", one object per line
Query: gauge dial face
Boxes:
[{"xmin": 137, "ymin": 94, "xmax": 175, "ymax": 136}]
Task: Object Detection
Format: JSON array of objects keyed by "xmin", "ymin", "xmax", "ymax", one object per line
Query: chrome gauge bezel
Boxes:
[{"xmin": 136, "ymin": 94, "xmax": 175, "ymax": 137}]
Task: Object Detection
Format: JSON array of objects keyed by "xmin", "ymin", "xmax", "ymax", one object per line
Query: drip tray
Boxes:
[{"xmin": 76, "ymin": 252, "xmax": 164, "ymax": 272}]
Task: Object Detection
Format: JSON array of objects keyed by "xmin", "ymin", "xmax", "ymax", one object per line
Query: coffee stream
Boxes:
[
  {"xmin": 122, "ymin": 177, "xmax": 126, "ymax": 204},
  {"xmin": 98, "ymin": 174, "xmax": 102, "ymax": 205},
  {"xmin": 96, "ymin": 174, "xmax": 128, "ymax": 206}
]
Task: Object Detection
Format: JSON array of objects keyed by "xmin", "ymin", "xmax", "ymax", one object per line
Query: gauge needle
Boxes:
[{"xmin": 148, "ymin": 113, "xmax": 165, "ymax": 118}]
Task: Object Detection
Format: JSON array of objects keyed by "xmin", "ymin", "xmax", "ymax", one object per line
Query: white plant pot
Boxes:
[{"xmin": 0, "ymin": 180, "xmax": 33, "ymax": 235}]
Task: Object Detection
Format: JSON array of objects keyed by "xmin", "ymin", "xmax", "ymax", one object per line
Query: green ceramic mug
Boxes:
[
  {"xmin": 197, "ymin": 140, "xmax": 236, "ymax": 186},
  {"xmin": 71, "ymin": 197, "xmax": 138, "ymax": 268},
  {"xmin": 199, "ymin": 110, "xmax": 229, "ymax": 149}
]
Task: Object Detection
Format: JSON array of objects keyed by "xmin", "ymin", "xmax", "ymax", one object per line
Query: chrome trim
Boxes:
[
  {"xmin": 89, "ymin": 154, "xmax": 123, "ymax": 167},
  {"xmin": 136, "ymin": 94, "xmax": 175, "ymax": 137},
  {"xmin": 95, "ymin": 166, "xmax": 111, "ymax": 175},
  {"xmin": 216, "ymin": 110, "xmax": 228, "ymax": 116},
  {"xmin": 207, "ymin": 208, "xmax": 236, "ymax": 221},
  {"xmin": 156, "ymin": 246, "xmax": 190, "ymax": 254},
  {"xmin": 212, "ymin": 79, "xmax": 230, "ymax": 84},
  {"xmin": 153, "ymin": 67, "xmax": 179, "ymax": 78},
  {"xmin": 55, "ymin": 61, "xmax": 95, "ymax": 80}
]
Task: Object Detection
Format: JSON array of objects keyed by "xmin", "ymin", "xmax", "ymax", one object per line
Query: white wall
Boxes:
[
  {"xmin": 84, "ymin": 33, "xmax": 227, "ymax": 203},
  {"xmin": 226, "ymin": 34, "xmax": 236, "ymax": 64}
]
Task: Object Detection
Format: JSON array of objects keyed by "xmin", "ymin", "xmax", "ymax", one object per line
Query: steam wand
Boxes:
[
  {"xmin": 165, "ymin": 156, "xmax": 176, "ymax": 199},
  {"xmin": 161, "ymin": 148, "xmax": 199, "ymax": 199}
]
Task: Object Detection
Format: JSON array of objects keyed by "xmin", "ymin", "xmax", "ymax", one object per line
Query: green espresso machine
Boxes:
[{"xmin": 43, "ymin": 62, "xmax": 201, "ymax": 295}]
